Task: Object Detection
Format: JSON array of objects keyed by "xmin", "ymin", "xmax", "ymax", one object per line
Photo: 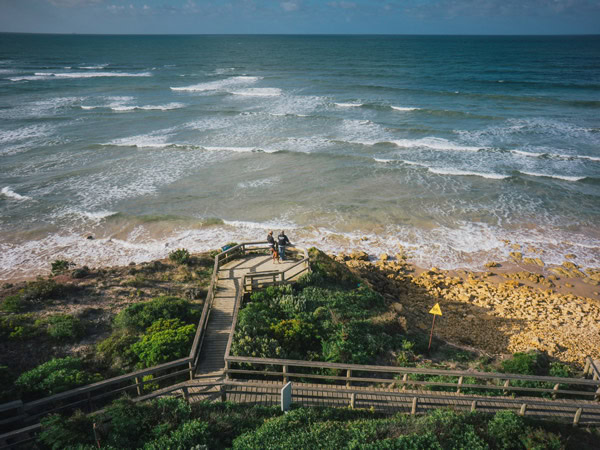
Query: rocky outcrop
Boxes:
[{"xmin": 336, "ymin": 251, "xmax": 600, "ymax": 367}]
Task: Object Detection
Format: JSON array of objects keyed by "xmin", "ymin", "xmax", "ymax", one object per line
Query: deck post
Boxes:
[
  {"xmin": 456, "ymin": 376, "xmax": 463, "ymax": 394},
  {"xmin": 519, "ymin": 403, "xmax": 527, "ymax": 416},
  {"xmin": 283, "ymin": 365, "xmax": 288, "ymax": 384},
  {"xmin": 552, "ymin": 383, "xmax": 560, "ymax": 400},
  {"xmin": 135, "ymin": 377, "xmax": 142, "ymax": 396},
  {"xmin": 584, "ymin": 358, "xmax": 591, "ymax": 377},
  {"xmin": 189, "ymin": 361, "xmax": 194, "ymax": 381},
  {"xmin": 350, "ymin": 393, "xmax": 356, "ymax": 409},
  {"xmin": 220, "ymin": 385, "xmax": 227, "ymax": 402},
  {"xmin": 182, "ymin": 386, "xmax": 190, "ymax": 403},
  {"xmin": 401, "ymin": 373, "xmax": 408, "ymax": 391},
  {"xmin": 411, "ymin": 397, "xmax": 418, "ymax": 415},
  {"xmin": 573, "ymin": 408, "xmax": 583, "ymax": 426},
  {"xmin": 471, "ymin": 400, "xmax": 477, "ymax": 412},
  {"xmin": 346, "ymin": 369, "xmax": 352, "ymax": 387},
  {"xmin": 503, "ymin": 379, "xmax": 510, "ymax": 396}
]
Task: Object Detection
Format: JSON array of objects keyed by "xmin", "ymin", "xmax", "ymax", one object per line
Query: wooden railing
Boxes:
[
  {"xmin": 223, "ymin": 356, "xmax": 600, "ymax": 402},
  {"xmin": 0, "ymin": 241, "xmax": 280, "ymax": 435},
  {"xmin": 243, "ymin": 246, "xmax": 310, "ymax": 291},
  {"xmin": 585, "ymin": 357, "xmax": 600, "ymax": 382}
]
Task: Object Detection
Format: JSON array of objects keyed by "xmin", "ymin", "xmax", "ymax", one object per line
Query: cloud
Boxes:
[{"xmin": 280, "ymin": 1, "xmax": 299, "ymax": 11}]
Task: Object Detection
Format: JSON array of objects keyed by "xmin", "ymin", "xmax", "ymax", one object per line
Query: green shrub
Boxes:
[
  {"xmin": 39, "ymin": 411, "xmax": 95, "ymax": 450},
  {"xmin": 487, "ymin": 410, "xmax": 525, "ymax": 449},
  {"xmin": 0, "ymin": 314, "xmax": 39, "ymax": 340},
  {"xmin": 143, "ymin": 420, "xmax": 210, "ymax": 449},
  {"xmin": 1, "ymin": 294, "xmax": 24, "ymax": 312},
  {"xmin": 20, "ymin": 277, "xmax": 65, "ymax": 303},
  {"xmin": 114, "ymin": 296, "xmax": 198, "ymax": 331},
  {"xmin": 322, "ymin": 320, "xmax": 392, "ymax": 364},
  {"xmin": 96, "ymin": 330, "xmax": 139, "ymax": 368},
  {"xmin": 501, "ymin": 351, "xmax": 549, "ymax": 376},
  {"xmin": 549, "ymin": 362, "xmax": 572, "ymax": 378},
  {"xmin": 101, "ymin": 397, "xmax": 192, "ymax": 449},
  {"xmin": 169, "ymin": 248, "xmax": 191, "ymax": 265},
  {"xmin": 51, "ymin": 259, "xmax": 75, "ymax": 276},
  {"xmin": 15, "ymin": 357, "xmax": 102, "ymax": 397},
  {"xmin": 46, "ymin": 314, "xmax": 84, "ymax": 341},
  {"xmin": 270, "ymin": 319, "xmax": 320, "ymax": 357},
  {"xmin": 131, "ymin": 318, "xmax": 196, "ymax": 367}
]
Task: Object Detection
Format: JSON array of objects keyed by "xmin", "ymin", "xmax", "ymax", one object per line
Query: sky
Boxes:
[{"xmin": 0, "ymin": 0, "xmax": 599, "ymax": 35}]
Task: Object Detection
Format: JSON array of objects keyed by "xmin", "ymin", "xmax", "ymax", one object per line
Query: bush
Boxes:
[
  {"xmin": 114, "ymin": 296, "xmax": 198, "ymax": 331},
  {"xmin": 0, "ymin": 314, "xmax": 39, "ymax": 340},
  {"xmin": 39, "ymin": 411, "xmax": 95, "ymax": 450},
  {"xmin": 20, "ymin": 277, "xmax": 65, "ymax": 303},
  {"xmin": 102, "ymin": 397, "xmax": 191, "ymax": 448},
  {"xmin": 1, "ymin": 294, "xmax": 24, "ymax": 312},
  {"xmin": 501, "ymin": 351, "xmax": 549, "ymax": 376},
  {"xmin": 487, "ymin": 410, "xmax": 525, "ymax": 448},
  {"xmin": 96, "ymin": 330, "xmax": 139, "ymax": 368},
  {"xmin": 51, "ymin": 259, "xmax": 75, "ymax": 276},
  {"xmin": 169, "ymin": 248, "xmax": 191, "ymax": 265},
  {"xmin": 143, "ymin": 420, "xmax": 210, "ymax": 449},
  {"xmin": 322, "ymin": 320, "xmax": 392, "ymax": 364},
  {"xmin": 15, "ymin": 357, "xmax": 102, "ymax": 397},
  {"xmin": 131, "ymin": 318, "xmax": 196, "ymax": 367},
  {"xmin": 46, "ymin": 314, "xmax": 84, "ymax": 341}
]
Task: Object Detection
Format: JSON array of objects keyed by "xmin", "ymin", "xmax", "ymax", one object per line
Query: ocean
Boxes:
[{"xmin": 1, "ymin": 34, "xmax": 599, "ymax": 279}]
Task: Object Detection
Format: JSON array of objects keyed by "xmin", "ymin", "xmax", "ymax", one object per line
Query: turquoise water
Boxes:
[{"xmin": 1, "ymin": 34, "xmax": 599, "ymax": 278}]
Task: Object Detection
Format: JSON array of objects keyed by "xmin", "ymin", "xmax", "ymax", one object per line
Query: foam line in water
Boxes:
[
  {"xmin": 230, "ymin": 88, "xmax": 282, "ymax": 97},
  {"xmin": 391, "ymin": 105, "xmax": 418, "ymax": 111},
  {"xmin": 1, "ymin": 187, "xmax": 32, "ymax": 201},
  {"xmin": 10, "ymin": 72, "xmax": 151, "ymax": 81},
  {"xmin": 334, "ymin": 102, "xmax": 363, "ymax": 107},
  {"xmin": 392, "ymin": 137, "xmax": 484, "ymax": 152},
  {"xmin": 170, "ymin": 76, "xmax": 261, "ymax": 92},
  {"xmin": 428, "ymin": 168, "xmax": 509, "ymax": 179},
  {"xmin": 519, "ymin": 171, "xmax": 586, "ymax": 182}
]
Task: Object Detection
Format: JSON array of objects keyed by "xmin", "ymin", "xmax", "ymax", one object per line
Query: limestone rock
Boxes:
[{"xmin": 509, "ymin": 252, "xmax": 523, "ymax": 262}]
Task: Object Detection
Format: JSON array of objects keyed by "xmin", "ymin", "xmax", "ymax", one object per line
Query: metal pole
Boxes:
[{"xmin": 428, "ymin": 315, "xmax": 436, "ymax": 352}]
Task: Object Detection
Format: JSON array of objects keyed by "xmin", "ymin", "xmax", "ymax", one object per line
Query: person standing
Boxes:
[
  {"xmin": 277, "ymin": 230, "xmax": 291, "ymax": 261},
  {"xmin": 267, "ymin": 230, "xmax": 278, "ymax": 263}
]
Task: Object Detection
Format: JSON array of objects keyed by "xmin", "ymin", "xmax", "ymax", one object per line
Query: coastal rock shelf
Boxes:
[{"xmin": 333, "ymin": 251, "xmax": 600, "ymax": 366}]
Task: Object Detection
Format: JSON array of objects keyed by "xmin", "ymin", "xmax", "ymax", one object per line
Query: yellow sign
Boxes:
[{"xmin": 429, "ymin": 303, "xmax": 442, "ymax": 316}]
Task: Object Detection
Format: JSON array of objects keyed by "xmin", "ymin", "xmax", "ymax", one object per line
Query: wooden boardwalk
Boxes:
[
  {"xmin": 185, "ymin": 249, "xmax": 600, "ymax": 426},
  {"xmin": 195, "ymin": 251, "xmax": 307, "ymax": 378}
]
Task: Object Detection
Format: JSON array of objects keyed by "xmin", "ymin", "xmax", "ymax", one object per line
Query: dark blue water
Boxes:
[{"xmin": 1, "ymin": 34, "xmax": 599, "ymax": 278}]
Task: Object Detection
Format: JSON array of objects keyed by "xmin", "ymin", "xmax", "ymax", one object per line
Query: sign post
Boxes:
[
  {"xmin": 281, "ymin": 381, "xmax": 292, "ymax": 413},
  {"xmin": 428, "ymin": 303, "xmax": 442, "ymax": 352}
]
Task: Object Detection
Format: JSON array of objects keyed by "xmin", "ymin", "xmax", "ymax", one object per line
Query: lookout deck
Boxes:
[{"xmin": 195, "ymin": 250, "xmax": 308, "ymax": 378}]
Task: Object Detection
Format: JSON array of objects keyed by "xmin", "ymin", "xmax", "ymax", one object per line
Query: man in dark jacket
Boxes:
[{"xmin": 277, "ymin": 231, "xmax": 291, "ymax": 261}]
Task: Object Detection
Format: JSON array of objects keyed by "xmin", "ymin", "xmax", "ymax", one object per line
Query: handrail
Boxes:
[
  {"xmin": 225, "ymin": 356, "xmax": 600, "ymax": 385},
  {"xmin": 585, "ymin": 356, "xmax": 600, "ymax": 381},
  {"xmin": 225, "ymin": 355, "xmax": 600, "ymax": 400}
]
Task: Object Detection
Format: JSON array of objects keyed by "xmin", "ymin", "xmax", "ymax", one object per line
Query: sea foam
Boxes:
[
  {"xmin": 392, "ymin": 137, "xmax": 484, "ymax": 152},
  {"xmin": 231, "ymin": 88, "xmax": 282, "ymax": 97},
  {"xmin": 391, "ymin": 106, "xmax": 418, "ymax": 111},
  {"xmin": 519, "ymin": 171, "xmax": 585, "ymax": 182},
  {"xmin": 428, "ymin": 168, "xmax": 509, "ymax": 179},
  {"xmin": 170, "ymin": 76, "xmax": 261, "ymax": 92},
  {"xmin": 1, "ymin": 187, "xmax": 32, "ymax": 201}
]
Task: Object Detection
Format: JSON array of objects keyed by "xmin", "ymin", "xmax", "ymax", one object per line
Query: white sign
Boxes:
[{"xmin": 281, "ymin": 381, "xmax": 292, "ymax": 412}]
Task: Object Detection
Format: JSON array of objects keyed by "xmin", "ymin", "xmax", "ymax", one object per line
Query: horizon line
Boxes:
[{"xmin": 1, "ymin": 31, "xmax": 599, "ymax": 37}]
